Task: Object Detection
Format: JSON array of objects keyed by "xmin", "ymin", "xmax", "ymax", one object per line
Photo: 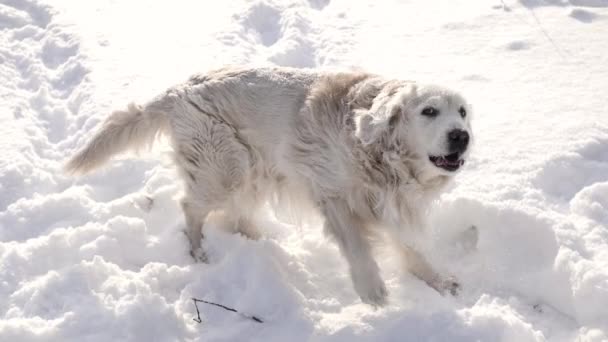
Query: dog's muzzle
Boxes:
[{"xmin": 429, "ymin": 129, "xmax": 469, "ymax": 172}]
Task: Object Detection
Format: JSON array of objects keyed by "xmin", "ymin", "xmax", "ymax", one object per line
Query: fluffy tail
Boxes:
[{"xmin": 65, "ymin": 103, "xmax": 169, "ymax": 174}]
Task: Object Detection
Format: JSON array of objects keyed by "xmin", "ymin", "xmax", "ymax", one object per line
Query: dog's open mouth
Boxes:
[{"xmin": 429, "ymin": 152, "xmax": 465, "ymax": 172}]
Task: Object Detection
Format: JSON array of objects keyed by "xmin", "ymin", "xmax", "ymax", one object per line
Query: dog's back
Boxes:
[
  {"xmin": 177, "ymin": 67, "xmax": 320, "ymax": 158},
  {"xmin": 65, "ymin": 67, "xmax": 315, "ymax": 174}
]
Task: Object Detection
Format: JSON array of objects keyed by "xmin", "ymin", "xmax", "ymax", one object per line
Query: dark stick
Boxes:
[{"xmin": 191, "ymin": 298, "xmax": 264, "ymax": 323}]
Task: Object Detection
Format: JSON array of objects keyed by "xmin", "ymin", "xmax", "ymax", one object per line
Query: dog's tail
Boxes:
[{"xmin": 65, "ymin": 102, "xmax": 170, "ymax": 174}]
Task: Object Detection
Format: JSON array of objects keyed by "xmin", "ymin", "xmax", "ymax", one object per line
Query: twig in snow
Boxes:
[{"xmin": 191, "ymin": 298, "xmax": 263, "ymax": 324}]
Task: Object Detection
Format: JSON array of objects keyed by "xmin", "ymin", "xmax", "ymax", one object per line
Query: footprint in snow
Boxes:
[
  {"xmin": 0, "ymin": 0, "xmax": 51, "ymax": 29},
  {"xmin": 568, "ymin": 0, "xmax": 608, "ymax": 8},
  {"xmin": 42, "ymin": 32, "xmax": 80, "ymax": 69},
  {"xmin": 242, "ymin": 2, "xmax": 283, "ymax": 47},
  {"xmin": 569, "ymin": 8, "xmax": 597, "ymax": 23},
  {"xmin": 308, "ymin": 0, "xmax": 330, "ymax": 10},
  {"xmin": 506, "ymin": 40, "xmax": 531, "ymax": 51}
]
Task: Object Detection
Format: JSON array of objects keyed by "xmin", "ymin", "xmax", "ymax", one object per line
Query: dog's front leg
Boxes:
[
  {"xmin": 398, "ymin": 244, "xmax": 460, "ymax": 296},
  {"xmin": 321, "ymin": 197, "xmax": 387, "ymax": 306}
]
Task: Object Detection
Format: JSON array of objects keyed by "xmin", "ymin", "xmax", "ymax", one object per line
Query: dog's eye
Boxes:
[
  {"xmin": 459, "ymin": 106, "xmax": 467, "ymax": 118},
  {"xmin": 421, "ymin": 107, "xmax": 439, "ymax": 117}
]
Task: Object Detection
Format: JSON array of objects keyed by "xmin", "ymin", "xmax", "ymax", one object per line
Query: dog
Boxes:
[{"xmin": 66, "ymin": 66, "xmax": 473, "ymax": 306}]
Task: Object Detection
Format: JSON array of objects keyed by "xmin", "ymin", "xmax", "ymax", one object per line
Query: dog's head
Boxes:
[
  {"xmin": 401, "ymin": 84, "xmax": 473, "ymax": 175},
  {"xmin": 355, "ymin": 82, "xmax": 473, "ymax": 178}
]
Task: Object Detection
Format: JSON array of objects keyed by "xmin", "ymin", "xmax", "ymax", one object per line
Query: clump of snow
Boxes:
[{"xmin": 1, "ymin": 0, "xmax": 607, "ymax": 341}]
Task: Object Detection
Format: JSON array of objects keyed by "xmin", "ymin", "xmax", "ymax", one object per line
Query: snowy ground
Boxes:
[{"xmin": 1, "ymin": 0, "xmax": 607, "ymax": 341}]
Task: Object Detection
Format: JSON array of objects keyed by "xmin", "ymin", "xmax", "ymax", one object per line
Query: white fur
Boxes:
[{"xmin": 66, "ymin": 66, "xmax": 473, "ymax": 306}]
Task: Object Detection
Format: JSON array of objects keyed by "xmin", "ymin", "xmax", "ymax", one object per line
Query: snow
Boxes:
[{"xmin": 1, "ymin": 0, "xmax": 607, "ymax": 341}]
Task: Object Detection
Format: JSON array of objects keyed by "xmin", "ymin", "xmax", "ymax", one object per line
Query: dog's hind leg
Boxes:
[
  {"xmin": 173, "ymin": 111, "xmax": 253, "ymax": 262},
  {"xmin": 212, "ymin": 214, "xmax": 261, "ymax": 240},
  {"xmin": 228, "ymin": 183, "xmax": 267, "ymax": 240},
  {"xmin": 321, "ymin": 197, "xmax": 388, "ymax": 306},
  {"xmin": 181, "ymin": 197, "xmax": 210, "ymax": 262},
  {"xmin": 231, "ymin": 216, "xmax": 261, "ymax": 240}
]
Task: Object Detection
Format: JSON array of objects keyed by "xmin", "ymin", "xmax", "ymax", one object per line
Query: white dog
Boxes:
[{"xmin": 66, "ymin": 66, "xmax": 473, "ymax": 306}]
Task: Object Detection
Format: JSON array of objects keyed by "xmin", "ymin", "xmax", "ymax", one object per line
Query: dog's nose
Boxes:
[{"xmin": 448, "ymin": 129, "xmax": 469, "ymax": 153}]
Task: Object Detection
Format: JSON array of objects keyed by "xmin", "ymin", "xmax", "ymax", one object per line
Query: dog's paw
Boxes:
[
  {"xmin": 430, "ymin": 276, "xmax": 461, "ymax": 296},
  {"xmin": 357, "ymin": 281, "xmax": 388, "ymax": 307},
  {"xmin": 352, "ymin": 270, "xmax": 388, "ymax": 307},
  {"xmin": 190, "ymin": 247, "xmax": 208, "ymax": 263},
  {"xmin": 443, "ymin": 278, "xmax": 461, "ymax": 296}
]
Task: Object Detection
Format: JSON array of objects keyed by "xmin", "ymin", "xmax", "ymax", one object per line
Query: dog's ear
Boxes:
[
  {"xmin": 387, "ymin": 106, "xmax": 403, "ymax": 130},
  {"xmin": 354, "ymin": 83, "xmax": 413, "ymax": 145},
  {"xmin": 385, "ymin": 84, "xmax": 418, "ymax": 132},
  {"xmin": 355, "ymin": 105, "xmax": 402, "ymax": 145}
]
